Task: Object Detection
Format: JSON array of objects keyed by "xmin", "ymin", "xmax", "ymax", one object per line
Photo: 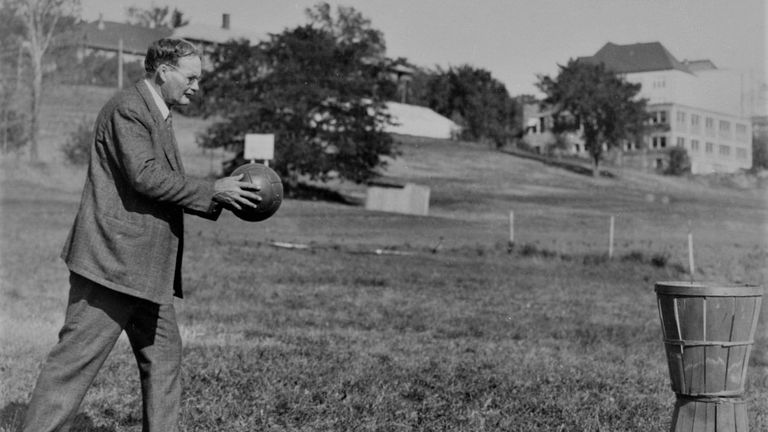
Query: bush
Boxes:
[
  {"xmin": 752, "ymin": 131, "xmax": 768, "ymax": 170},
  {"xmin": 665, "ymin": 147, "xmax": 691, "ymax": 176},
  {"xmin": 650, "ymin": 252, "xmax": 669, "ymax": 268},
  {"xmin": 620, "ymin": 250, "xmax": 646, "ymax": 264},
  {"xmin": 61, "ymin": 118, "xmax": 93, "ymax": 165},
  {"xmin": 0, "ymin": 108, "xmax": 26, "ymax": 154},
  {"xmin": 517, "ymin": 243, "xmax": 558, "ymax": 259}
]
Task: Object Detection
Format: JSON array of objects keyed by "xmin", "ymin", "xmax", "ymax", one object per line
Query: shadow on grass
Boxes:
[
  {"xmin": 500, "ymin": 147, "xmax": 616, "ymax": 178},
  {"xmin": 0, "ymin": 402, "xmax": 117, "ymax": 432}
]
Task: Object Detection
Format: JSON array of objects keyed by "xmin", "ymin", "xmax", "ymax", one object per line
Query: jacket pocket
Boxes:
[{"xmin": 102, "ymin": 214, "xmax": 145, "ymax": 241}]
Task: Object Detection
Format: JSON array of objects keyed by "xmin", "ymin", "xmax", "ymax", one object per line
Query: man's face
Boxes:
[{"xmin": 159, "ymin": 55, "xmax": 202, "ymax": 106}]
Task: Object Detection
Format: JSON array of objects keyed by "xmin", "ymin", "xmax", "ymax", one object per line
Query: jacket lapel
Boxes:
[{"xmin": 135, "ymin": 82, "xmax": 181, "ymax": 172}]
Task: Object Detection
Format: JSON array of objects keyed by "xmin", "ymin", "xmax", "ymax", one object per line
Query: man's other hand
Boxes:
[{"xmin": 213, "ymin": 174, "xmax": 262, "ymax": 210}]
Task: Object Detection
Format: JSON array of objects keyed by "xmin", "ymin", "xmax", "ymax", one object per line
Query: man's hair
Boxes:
[{"xmin": 144, "ymin": 38, "xmax": 200, "ymax": 74}]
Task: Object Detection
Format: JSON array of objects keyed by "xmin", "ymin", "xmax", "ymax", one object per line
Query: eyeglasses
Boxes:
[{"xmin": 164, "ymin": 63, "xmax": 200, "ymax": 86}]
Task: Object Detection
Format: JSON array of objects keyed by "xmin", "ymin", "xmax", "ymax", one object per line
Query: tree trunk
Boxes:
[
  {"xmin": 592, "ymin": 157, "xmax": 600, "ymax": 177},
  {"xmin": 29, "ymin": 56, "xmax": 42, "ymax": 162}
]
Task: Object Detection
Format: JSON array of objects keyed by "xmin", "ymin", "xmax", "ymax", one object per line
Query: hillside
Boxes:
[{"xmin": 3, "ymin": 85, "xmax": 766, "ymax": 269}]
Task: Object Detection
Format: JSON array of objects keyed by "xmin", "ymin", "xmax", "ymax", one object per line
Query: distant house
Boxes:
[
  {"xmin": 525, "ymin": 42, "xmax": 753, "ymax": 174},
  {"xmin": 521, "ymin": 103, "xmax": 585, "ymax": 156},
  {"xmin": 75, "ymin": 16, "xmax": 172, "ymax": 62},
  {"xmin": 74, "ymin": 13, "xmax": 263, "ymax": 70},
  {"xmin": 171, "ymin": 13, "xmax": 264, "ymax": 70}
]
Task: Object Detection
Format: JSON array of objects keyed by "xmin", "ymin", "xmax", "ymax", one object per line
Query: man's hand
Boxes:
[{"xmin": 213, "ymin": 174, "xmax": 262, "ymax": 210}]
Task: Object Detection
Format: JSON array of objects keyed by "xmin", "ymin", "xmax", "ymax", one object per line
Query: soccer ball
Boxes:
[{"xmin": 230, "ymin": 163, "xmax": 283, "ymax": 222}]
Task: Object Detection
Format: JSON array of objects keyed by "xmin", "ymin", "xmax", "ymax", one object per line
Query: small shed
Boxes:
[{"xmin": 365, "ymin": 180, "xmax": 430, "ymax": 216}]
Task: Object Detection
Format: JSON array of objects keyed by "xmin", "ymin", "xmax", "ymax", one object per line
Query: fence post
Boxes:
[
  {"xmin": 687, "ymin": 220, "xmax": 695, "ymax": 282},
  {"xmin": 608, "ymin": 215, "xmax": 615, "ymax": 259},
  {"xmin": 508, "ymin": 211, "xmax": 514, "ymax": 245}
]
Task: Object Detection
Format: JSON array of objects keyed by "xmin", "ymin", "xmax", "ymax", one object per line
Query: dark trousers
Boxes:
[{"xmin": 22, "ymin": 272, "xmax": 182, "ymax": 432}]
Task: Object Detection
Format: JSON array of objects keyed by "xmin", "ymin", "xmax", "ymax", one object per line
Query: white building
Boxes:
[
  {"xmin": 582, "ymin": 42, "xmax": 753, "ymax": 174},
  {"xmin": 523, "ymin": 42, "xmax": 754, "ymax": 174}
]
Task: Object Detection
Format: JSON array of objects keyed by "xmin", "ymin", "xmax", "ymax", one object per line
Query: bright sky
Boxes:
[{"xmin": 81, "ymin": 0, "xmax": 766, "ymax": 107}]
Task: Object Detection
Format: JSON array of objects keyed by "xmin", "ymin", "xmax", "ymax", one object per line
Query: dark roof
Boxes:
[
  {"xmin": 76, "ymin": 20, "xmax": 172, "ymax": 56},
  {"xmin": 579, "ymin": 42, "xmax": 694, "ymax": 74}
]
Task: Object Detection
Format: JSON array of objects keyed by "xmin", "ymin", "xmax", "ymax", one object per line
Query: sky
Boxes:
[{"xmin": 80, "ymin": 0, "xmax": 767, "ymax": 110}]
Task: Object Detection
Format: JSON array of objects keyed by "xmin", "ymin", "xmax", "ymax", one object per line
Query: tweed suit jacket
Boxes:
[{"xmin": 61, "ymin": 81, "xmax": 221, "ymax": 304}]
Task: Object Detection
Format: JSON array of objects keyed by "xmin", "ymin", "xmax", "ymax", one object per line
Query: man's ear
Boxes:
[{"xmin": 155, "ymin": 65, "xmax": 169, "ymax": 85}]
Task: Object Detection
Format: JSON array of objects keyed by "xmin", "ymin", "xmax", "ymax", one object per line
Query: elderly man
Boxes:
[{"xmin": 22, "ymin": 38, "xmax": 259, "ymax": 431}]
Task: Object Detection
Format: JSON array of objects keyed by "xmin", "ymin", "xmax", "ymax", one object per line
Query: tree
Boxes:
[
  {"xmin": 305, "ymin": 2, "xmax": 386, "ymax": 61},
  {"xmin": 126, "ymin": 3, "xmax": 187, "ymax": 28},
  {"xmin": 665, "ymin": 146, "xmax": 691, "ymax": 176},
  {"xmin": 197, "ymin": 16, "xmax": 396, "ymax": 188},
  {"xmin": 537, "ymin": 59, "xmax": 648, "ymax": 176},
  {"xmin": 752, "ymin": 129, "xmax": 768, "ymax": 171},
  {"xmin": 5, "ymin": 0, "xmax": 79, "ymax": 162},
  {"xmin": 411, "ymin": 65, "xmax": 517, "ymax": 147}
]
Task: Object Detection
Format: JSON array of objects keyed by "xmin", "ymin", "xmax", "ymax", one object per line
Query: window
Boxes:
[
  {"xmin": 676, "ymin": 137, "xmax": 685, "ymax": 147},
  {"xmin": 652, "ymin": 136, "xmax": 667, "ymax": 149},
  {"xmin": 676, "ymin": 111, "xmax": 686, "ymax": 123},
  {"xmin": 650, "ymin": 111, "xmax": 668, "ymax": 124},
  {"xmin": 719, "ymin": 145, "xmax": 730, "ymax": 156},
  {"xmin": 691, "ymin": 139, "xmax": 700, "ymax": 151},
  {"xmin": 719, "ymin": 120, "xmax": 730, "ymax": 132},
  {"xmin": 705, "ymin": 118, "xmax": 714, "ymax": 129},
  {"xmin": 705, "ymin": 142, "xmax": 714, "ymax": 153},
  {"xmin": 735, "ymin": 124, "xmax": 748, "ymax": 138},
  {"xmin": 691, "ymin": 114, "xmax": 700, "ymax": 126}
]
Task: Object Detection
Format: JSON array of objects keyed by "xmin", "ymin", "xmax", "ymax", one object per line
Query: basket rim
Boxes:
[{"xmin": 655, "ymin": 281, "xmax": 764, "ymax": 296}]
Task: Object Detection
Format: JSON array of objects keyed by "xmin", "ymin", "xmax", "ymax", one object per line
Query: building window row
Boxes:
[
  {"xmin": 735, "ymin": 123, "xmax": 748, "ymax": 139},
  {"xmin": 691, "ymin": 114, "xmax": 700, "ymax": 126},
  {"xmin": 649, "ymin": 110, "xmax": 668, "ymax": 125}
]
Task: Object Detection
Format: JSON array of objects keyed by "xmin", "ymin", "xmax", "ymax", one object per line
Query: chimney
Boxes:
[
  {"xmin": 222, "ymin": 13, "xmax": 230, "ymax": 30},
  {"xmin": 97, "ymin": 13, "xmax": 104, "ymax": 30}
]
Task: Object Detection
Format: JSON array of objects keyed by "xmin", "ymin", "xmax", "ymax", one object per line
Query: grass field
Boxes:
[{"xmin": 1, "ymin": 85, "xmax": 767, "ymax": 430}]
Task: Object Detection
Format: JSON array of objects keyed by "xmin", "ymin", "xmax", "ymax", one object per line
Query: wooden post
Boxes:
[
  {"xmin": 508, "ymin": 211, "xmax": 515, "ymax": 245},
  {"xmin": 687, "ymin": 220, "xmax": 695, "ymax": 282},
  {"xmin": 608, "ymin": 215, "xmax": 615, "ymax": 259}
]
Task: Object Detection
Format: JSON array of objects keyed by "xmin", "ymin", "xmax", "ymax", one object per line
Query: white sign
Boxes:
[{"xmin": 244, "ymin": 134, "xmax": 275, "ymax": 161}]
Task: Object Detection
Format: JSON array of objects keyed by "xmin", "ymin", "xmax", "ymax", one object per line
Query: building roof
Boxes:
[
  {"xmin": 77, "ymin": 19, "xmax": 172, "ymax": 56},
  {"xmin": 682, "ymin": 59, "xmax": 718, "ymax": 72},
  {"xmin": 578, "ymin": 42, "xmax": 695, "ymax": 74},
  {"xmin": 384, "ymin": 102, "xmax": 460, "ymax": 139},
  {"xmin": 171, "ymin": 22, "xmax": 263, "ymax": 45}
]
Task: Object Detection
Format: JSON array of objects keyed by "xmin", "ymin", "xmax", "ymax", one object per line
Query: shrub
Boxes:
[
  {"xmin": 582, "ymin": 253, "xmax": 609, "ymax": 265},
  {"xmin": 61, "ymin": 118, "xmax": 93, "ymax": 165},
  {"xmin": 517, "ymin": 243, "xmax": 558, "ymax": 259},
  {"xmin": 665, "ymin": 147, "xmax": 691, "ymax": 176},
  {"xmin": 0, "ymin": 108, "xmax": 26, "ymax": 154},
  {"xmin": 650, "ymin": 252, "xmax": 669, "ymax": 268},
  {"xmin": 620, "ymin": 250, "xmax": 646, "ymax": 264}
]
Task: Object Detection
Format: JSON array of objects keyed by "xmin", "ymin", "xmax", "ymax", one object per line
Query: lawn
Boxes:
[{"xmin": 1, "ymin": 86, "xmax": 767, "ymax": 430}]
